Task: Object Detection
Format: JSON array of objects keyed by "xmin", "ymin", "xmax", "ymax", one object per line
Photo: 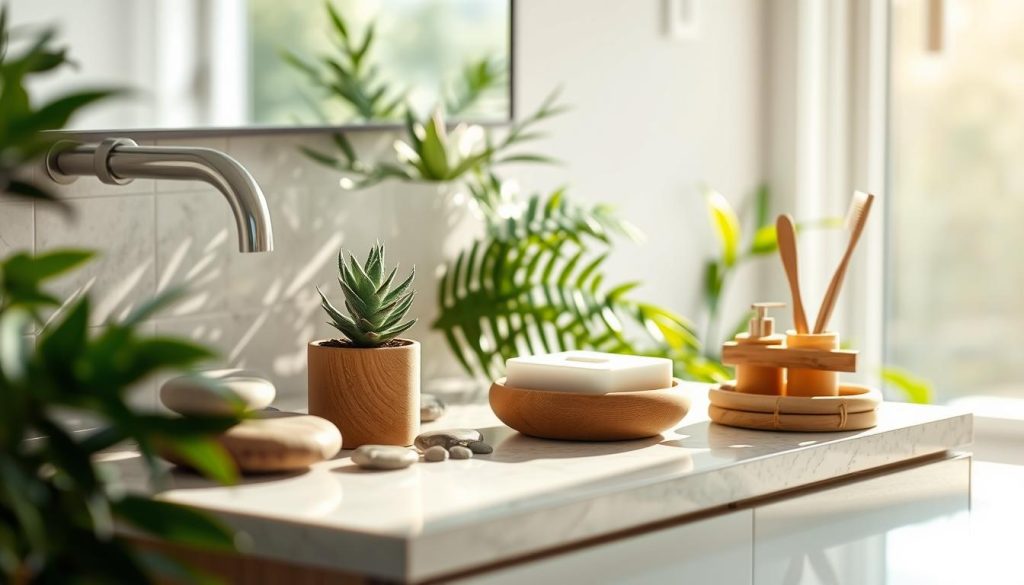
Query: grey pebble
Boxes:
[
  {"xmin": 351, "ymin": 445, "xmax": 418, "ymax": 470},
  {"xmin": 414, "ymin": 429, "xmax": 482, "ymax": 452},
  {"xmin": 423, "ymin": 445, "xmax": 449, "ymax": 462},
  {"xmin": 449, "ymin": 446, "xmax": 473, "ymax": 460},
  {"xmin": 420, "ymin": 394, "xmax": 447, "ymax": 422},
  {"xmin": 468, "ymin": 441, "xmax": 493, "ymax": 455}
]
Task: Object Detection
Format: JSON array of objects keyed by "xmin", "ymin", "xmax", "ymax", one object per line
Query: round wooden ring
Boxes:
[
  {"xmin": 709, "ymin": 383, "xmax": 881, "ymax": 415},
  {"xmin": 489, "ymin": 377, "xmax": 691, "ymax": 441},
  {"xmin": 708, "ymin": 404, "xmax": 877, "ymax": 432}
]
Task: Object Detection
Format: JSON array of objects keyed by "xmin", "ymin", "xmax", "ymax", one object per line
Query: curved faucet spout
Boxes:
[{"xmin": 45, "ymin": 138, "xmax": 274, "ymax": 253}]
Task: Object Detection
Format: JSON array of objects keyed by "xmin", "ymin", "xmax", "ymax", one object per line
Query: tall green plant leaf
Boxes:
[
  {"xmin": 881, "ymin": 367, "xmax": 934, "ymax": 404},
  {"xmin": 705, "ymin": 188, "xmax": 741, "ymax": 268}
]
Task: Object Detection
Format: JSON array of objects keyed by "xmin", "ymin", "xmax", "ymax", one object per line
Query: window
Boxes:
[{"xmin": 886, "ymin": 0, "xmax": 1024, "ymax": 402}]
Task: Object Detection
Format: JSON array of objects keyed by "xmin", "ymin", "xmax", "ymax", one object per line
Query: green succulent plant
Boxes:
[{"xmin": 318, "ymin": 243, "xmax": 417, "ymax": 348}]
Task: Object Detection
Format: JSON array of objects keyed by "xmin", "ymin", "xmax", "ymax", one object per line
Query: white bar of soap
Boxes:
[{"xmin": 505, "ymin": 351, "xmax": 673, "ymax": 394}]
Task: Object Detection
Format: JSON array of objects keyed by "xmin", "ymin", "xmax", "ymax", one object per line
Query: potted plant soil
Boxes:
[{"xmin": 308, "ymin": 243, "xmax": 420, "ymax": 448}]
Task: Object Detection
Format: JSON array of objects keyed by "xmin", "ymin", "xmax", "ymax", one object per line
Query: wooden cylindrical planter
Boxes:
[{"xmin": 307, "ymin": 339, "xmax": 420, "ymax": 448}]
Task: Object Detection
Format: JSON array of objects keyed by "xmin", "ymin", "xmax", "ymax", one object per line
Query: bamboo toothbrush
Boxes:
[
  {"xmin": 812, "ymin": 191, "xmax": 876, "ymax": 334},
  {"xmin": 776, "ymin": 214, "xmax": 809, "ymax": 334}
]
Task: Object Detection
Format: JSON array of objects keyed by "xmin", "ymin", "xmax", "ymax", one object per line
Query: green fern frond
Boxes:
[
  {"xmin": 283, "ymin": 2, "xmax": 405, "ymax": 123},
  {"xmin": 446, "ymin": 56, "xmax": 507, "ymax": 116},
  {"xmin": 468, "ymin": 173, "xmax": 643, "ymax": 245},
  {"xmin": 432, "ymin": 184, "xmax": 712, "ymax": 381}
]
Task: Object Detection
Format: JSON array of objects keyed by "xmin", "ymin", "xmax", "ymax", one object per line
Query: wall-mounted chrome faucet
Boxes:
[{"xmin": 44, "ymin": 138, "xmax": 274, "ymax": 253}]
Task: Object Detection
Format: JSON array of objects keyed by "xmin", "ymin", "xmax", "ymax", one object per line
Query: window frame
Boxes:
[{"xmin": 777, "ymin": 0, "xmax": 1024, "ymax": 440}]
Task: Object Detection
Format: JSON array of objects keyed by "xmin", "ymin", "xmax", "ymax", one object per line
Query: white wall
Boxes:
[
  {"xmin": 0, "ymin": 1, "xmax": 768, "ymax": 414},
  {"xmin": 512, "ymin": 0, "xmax": 768, "ymax": 337}
]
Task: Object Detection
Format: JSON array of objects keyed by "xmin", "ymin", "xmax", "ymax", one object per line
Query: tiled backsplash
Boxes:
[{"xmin": 2, "ymin": 131, "xmax": 482, "ymax": 413}]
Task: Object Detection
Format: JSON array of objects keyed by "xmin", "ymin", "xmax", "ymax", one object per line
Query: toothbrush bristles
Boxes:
[{"xmin": 845, "ymin": 191, "xmax": 870, "ymax": 231}]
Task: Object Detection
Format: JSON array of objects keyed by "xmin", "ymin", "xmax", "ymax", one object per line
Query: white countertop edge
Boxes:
[
  {"xmin": 189, "ymin": 409, "xmax": 971, "ymax": 582},
  {"xmin": 404, "ymin": 412, "xmax": 971, "ymax": 581}
]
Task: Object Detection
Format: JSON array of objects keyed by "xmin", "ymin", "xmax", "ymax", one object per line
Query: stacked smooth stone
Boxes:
[{"xmin": 159, "ymin": 369, "xmax": 342, "ymax": 473}]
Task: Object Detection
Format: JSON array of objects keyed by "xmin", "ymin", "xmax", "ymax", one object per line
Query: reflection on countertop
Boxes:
[{"xmin": 99, "ymin": 382, "xmax": 972, "ymax": 582}]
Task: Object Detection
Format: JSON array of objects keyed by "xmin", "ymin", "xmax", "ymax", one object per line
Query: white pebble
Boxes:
[
  {"xmin": 351, "ymin": 445, "xmax": 418, "ymax": 470},
  {"xmin": 449, "ymin": 446, "xmax": 473, "ymax": 460},
  {"xmin": 424, "ymin": 446, "xmax": 449, "ymax": 462}
]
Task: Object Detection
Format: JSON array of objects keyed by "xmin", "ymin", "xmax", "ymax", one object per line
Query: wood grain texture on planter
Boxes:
[{"xmin": 308, "ymin": 339, "xmax": 420, "ymax": 448}]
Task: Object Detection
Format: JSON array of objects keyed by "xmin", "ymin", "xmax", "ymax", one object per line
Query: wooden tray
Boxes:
[
  {"xmin": 708, "ymin": 383, "xmax": 881, "ymax": 432},
  {"xmin": 489, "ymin": 377, "xmax": 691, "ymax": 441}
]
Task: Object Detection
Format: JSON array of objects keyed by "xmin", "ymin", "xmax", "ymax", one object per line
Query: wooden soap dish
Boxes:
[
  {"xmin": 708, "ymin": 383, "xmax": 881, "ymax": 432},
  {"xmin": 489, "ymin": 377, "xmax": 691, "ymax": 441}
]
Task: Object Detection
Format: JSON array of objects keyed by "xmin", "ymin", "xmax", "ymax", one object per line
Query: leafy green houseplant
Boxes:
[
  {"xmin": 287, "ymin": 1, "xmax": 553, "ymax": 190},
  {"xmin": 286, "ymin": 4, "xmax": 934, "ymax": 401},
  {"xmin": 1, "ymin": 253, "xmax": 243, "ymax": 583},
  {"xmin": 434, "ymin": 173, "xmax": 720, "ymax": 381},
  {"xmin": 0, "ymin": 9, "xmax": 245, "ymax": 583},
  {"xmin": 308, "ymin": 243, "xmax": 421, "ymax": 447},
  {"xmin": 0, "ymin": 8, "xmax": 118, "ymax": 205},
  {"xmin": 282, "ymin": 5, "xmax": 734, "ymax": 382}
]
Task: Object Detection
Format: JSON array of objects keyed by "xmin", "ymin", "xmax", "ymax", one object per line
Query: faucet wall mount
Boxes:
[{"xmin": 45, "ymin": 138, "xmax": 274, "ymax": 253}]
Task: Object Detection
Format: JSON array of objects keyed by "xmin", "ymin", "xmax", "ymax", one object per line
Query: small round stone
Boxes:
[
  {"xmin": 449, "ymin": 446, "xmax": 473, "ymax": 460},
  {"xmin": 468, "ymin": 441, "xmax": 493, "ymax": 455},
  {"xmin": 351, "ymin": 445, "xmax": 418, "ymax": 470},
  {"xmin": 423, "ymin": 445, "xmax": 449, "ymax": 462},
  {"xmin": 161, "ymin": 369, "xmax": 275, "ymax": 416},
  {"xmin": 414, "ymin": 429, "xmax": 482, "ymax": 452},
  {"xmin": 420, "ymin": 394, "xmax": 447, "ymax": 422}
]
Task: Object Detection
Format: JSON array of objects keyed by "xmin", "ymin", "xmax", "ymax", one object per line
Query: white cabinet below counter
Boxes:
[
  {"xmin": 451, "ymin": 510, "xmax": 753, "ymax": 585},
  {"xmin": 454, "ymin": 455, "xmax": 970, "ymax": 585},
  {"xmin": 754, "ymin": 456, "xmax": 970, "ymax": 585}
]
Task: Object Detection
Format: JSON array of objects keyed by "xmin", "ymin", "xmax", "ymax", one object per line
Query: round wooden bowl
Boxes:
[
  {"xmin": 489, "ymin": 377, "xmax": 691, "ymax": 441},
  {"xmin": 708, "ymin": 383, "xmax": 881, "ymax": 432}
]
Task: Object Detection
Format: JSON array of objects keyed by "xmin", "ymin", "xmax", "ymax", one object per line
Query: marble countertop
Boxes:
[{"xmin": 102, "ymin": 383, "xmax": 972, "ymax": 582}]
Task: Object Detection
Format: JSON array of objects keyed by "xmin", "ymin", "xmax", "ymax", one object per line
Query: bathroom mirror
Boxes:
[{"xmin": 10, "ymin": 0, "xmax": 512, "ymax": 134}]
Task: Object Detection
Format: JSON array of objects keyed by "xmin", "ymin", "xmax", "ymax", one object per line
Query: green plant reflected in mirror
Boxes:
[{"xmin": 8, "ymin": 0, "xmax": 511, "ymax": 132}]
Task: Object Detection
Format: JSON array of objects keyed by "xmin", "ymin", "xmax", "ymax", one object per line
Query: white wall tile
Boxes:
[
  {"xmin": 35, "ymin": 195, "xmax": 156, "ymax": 326},
  {"xmin": 0, "ymin": 202, "xmax": 34, "ymax": 256},
  {"xmin": 155, "ymin": 190, "xmax": 233, "ymax": 316},
  {"xmin": 223, "ymin": 133, "xmax": 348, "ymax": 310},
  {"xmin": 154, "ymin": 306, "xmax": 332, "ymax": 411}
]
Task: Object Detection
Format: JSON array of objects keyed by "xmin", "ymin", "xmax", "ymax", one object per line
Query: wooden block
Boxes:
[{"xmin": 720, "ymin": 342, "xmax": 857, "ymax": 373}]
